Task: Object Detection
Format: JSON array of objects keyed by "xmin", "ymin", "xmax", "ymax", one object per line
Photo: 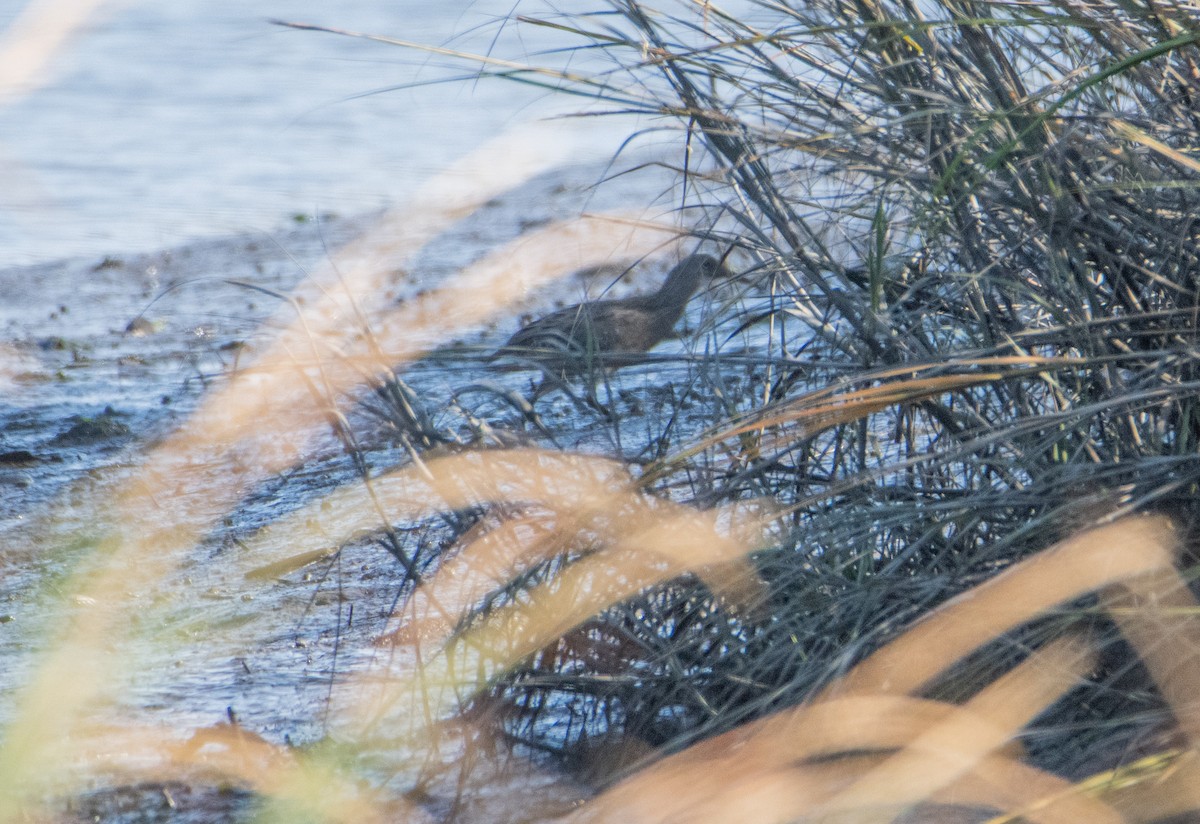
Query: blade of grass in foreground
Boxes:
[{"xmin": 0, "ymin": 121, "xmax": 678, "ymax": 819}]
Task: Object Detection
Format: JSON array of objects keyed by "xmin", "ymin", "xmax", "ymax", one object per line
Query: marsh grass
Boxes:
[
  {"xmin": 308, "ymin": 0, "xmax": 1200, "ymax": 816},
  {"xmin": 6, "ymin": 0, "xmax": 1200, "ymax": 822}
]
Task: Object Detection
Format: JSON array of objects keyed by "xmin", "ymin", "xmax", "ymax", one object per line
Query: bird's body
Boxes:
[{"xmin": 493, "ymin": 254, "xmax": 728, "ymax": 377}]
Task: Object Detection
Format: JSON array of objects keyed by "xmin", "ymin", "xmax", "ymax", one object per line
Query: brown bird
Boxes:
[{"xmin": 492, "ymin": 253, "xmax": 730, "ymax": 381}]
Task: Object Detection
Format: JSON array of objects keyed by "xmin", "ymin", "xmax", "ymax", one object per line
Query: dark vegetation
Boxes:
[{"xmin": 356, "ymin": 0, "xmax": 1200, "ymax": 800}]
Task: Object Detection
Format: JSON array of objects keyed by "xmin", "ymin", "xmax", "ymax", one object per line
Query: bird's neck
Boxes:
[{"xmin": 653, "ymin": 269, "xmax": 703, "ymax": 312}]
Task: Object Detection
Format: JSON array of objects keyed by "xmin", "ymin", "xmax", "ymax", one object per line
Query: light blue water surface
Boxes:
[{"xmin": 0, "ymin": 0, "xmax": 634, "ymax": 267}]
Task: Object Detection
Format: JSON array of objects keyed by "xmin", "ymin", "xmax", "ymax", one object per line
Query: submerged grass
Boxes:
[{"xmin": 7, "ymin": 0, "xmax": 1200, "ymax": 822}]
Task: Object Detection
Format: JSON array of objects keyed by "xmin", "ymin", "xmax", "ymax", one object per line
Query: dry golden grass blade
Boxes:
[
  {"xmin": 943, "ymin": 756, "xmax": 1126, "ymax": 824},
  {"xmin": 0, "ymin": 123, "xmax": 679, "ymax": 813},
  {"xmin": 660, "ymin": 371, "xmax": 1002, "ymax": 475},
  {"xmin": 244, "ymin": 547, "xmax": 342, "ymax": 581},
  {"xmin": 245, "ymin": 448, "xmax": 766, "ymax": 618},
  {"xmin": 384, "ymin": 513, "xmax": 574, "ymax": 646},
  {"xmin": 819, "ymin": 515, "xmax": 1180, "ymax": 700},
  {"xmin": 1104, "ymin": 569, "xmax": 1200, "ymax": 746},
  {"xmin": 241, "ymin": 449, "xmax": 635, "ymax": 577},
  {"xmin": 365, "ymin": 213, "xmax": 678, "ymax": 359},
  {"xmin": 857, "ymin": 355, "xmax": 1081, "ymax": 379},
  {"xmin": 630, "ymin": 754, "xmax": 1123, "ymax": 824},
  {"xmin": 1081, "ymin": 748, "xmax": 1200, "ymax": 823},
  {"xmin": 17, "ymin": 721, "xmax": 414, "ymax": 824},
  {"xmin": 810, "ymin": 635, "xmax": 1106, "ymax": 823},
  {"xmin": 560, "ymin": 698, "xmax": 948, "ymax": 824},
  {"xmin": 607, "ymin": 752, "xmax": 890, "ymax": 824},
  {"xmin": 457, "ymin": 505, "xmax": 762, "ymax": 660},
  {"xmin": 169, "ymin": 725, "xmax": 407, "ymax": 824},
  {"xmin": 570, "ymin": 638, "xmax": 1114, "ymax": 824},
  {"xmin": 1087, "ymin": 566, "xmax": 1200, "ymax": 821},
  {"xmin": 247, "ymin": 448, "xmax": 769, "ymax": 746},
  {"xmin": 564, "ymin": 517, "xmax": 1176, "ymax": 823},
  {"xmin": 654, "ymin": 356, "xmax": 1081, "ymax": 474},
  {"xmin": 257, "ymin": 120, "xmax": 600, "ymax": 337},
  {"xmin": 348, "ymin": 498, "xmax": 764, "ymax": 736},
  {"xmin": 382, "ymin": 500, "xmax": 767, "ymax": 655},
  {"xmin": 738, "ymin": 373, "xmax": 1001, "ymax": 436}
]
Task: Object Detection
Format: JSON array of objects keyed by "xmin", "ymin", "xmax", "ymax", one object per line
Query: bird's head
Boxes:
[{"xmin": 659, "ymin": 252, "xmax": 734, "ymax": 301}]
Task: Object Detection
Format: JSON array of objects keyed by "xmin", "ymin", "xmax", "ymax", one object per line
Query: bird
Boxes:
[{"xmin": 491, "ymin": 253, "xmax": 731, "ymax": 384}]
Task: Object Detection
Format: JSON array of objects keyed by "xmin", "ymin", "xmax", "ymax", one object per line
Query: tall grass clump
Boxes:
[{"xmin": 370, "ymin": 0, "xmax": 1200, "ymax": 806}]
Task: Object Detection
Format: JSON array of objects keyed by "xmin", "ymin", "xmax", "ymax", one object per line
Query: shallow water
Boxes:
[
  {"xmin": 0, "ymin": 3, "xmax": 769, "ymax": 816},
  {"xmin": 0, "ymin": 0, "xmax": 633, "ymax": 267},
  {"xmin": 0, "ymin": 143, "xmax": 745, "ymax": 818}
]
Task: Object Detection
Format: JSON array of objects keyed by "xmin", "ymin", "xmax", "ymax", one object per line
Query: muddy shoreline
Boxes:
[{"xmin": 0, "ymin": 157, "xmax": 714, "ymax": 820}]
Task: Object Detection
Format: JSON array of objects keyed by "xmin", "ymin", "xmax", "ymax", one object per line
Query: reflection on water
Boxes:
[{"xmin": 0, "ymin": 0, "xmax": 630, "ymax": 267}]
